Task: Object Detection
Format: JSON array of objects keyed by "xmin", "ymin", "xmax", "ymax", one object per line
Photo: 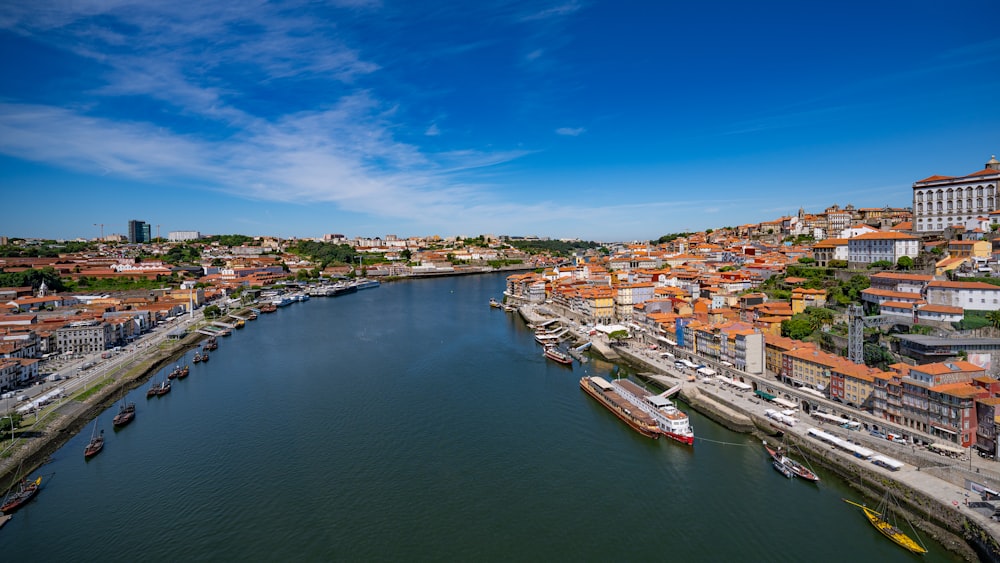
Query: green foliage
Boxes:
[
  {"xmin": 907, "ymin": 324, "xmax": 935, "ymax": 335},
  {"xmin": 162, "ymin": 244, "xmax": 201, "ymax": 265},
  {"xmin": 65, "ymin": 275, "xmax": 172, "ymax": 292},
  {"xmin": 608, "ymin": 330, "xmax": 629, "ymax": 340},
  {"xmin": 988, "ymin": 310, "xmax": 1000, "ymax": 329},
  {"xmin": 781, "ymin": 315, "xmax": 817, "ymax": 340},
  {"xmin": 507, "ymin": 239, "xmax": 601, "ymax": 257},
  {"xmin": 400, "ymin": 249, "xmax": 412, "ymax": 261},
  {"xmin": 828, "ymin": 259, "xmax": 848, "ymax": 268},
  {"xmin": 827, "ymin": 274, "xmax": 870, "ymax": 305},
  {"xmin": 930, "ymin": 246, "xmax": 944, "ymax": 255},
  {"xmin": 864, "ymin": 342, "xmax": 895, "ymax": 369},
  {"xmin": 203, "ymin": 304, "xmax": 222, "ymax": 318},
  {"xmin": 487, "ymin": 259, "xmax": 523, "ymax": 268},
  {"xmin": 781, "ymin": 307, "xmax": 837, "ymax": 340},
  {"xmin": 0, "ymin": 267, "xmax": 66, "ymax": 291},
  {"xmin": 653, "ymin": 233, "xmax": 693, "ymax": 245},
  {"xmin": 287, "ymin": 241, "xmax": 357, "ymax": 268},
  {"xmin": 797, "ymin": 256, "xmax": 816, "ymax": 264},
  {"xmin": 203, "ymin": 234, "xmax": 255, "ymax": 247},
  {"xmin": 867, "ymin": 260, "xmax": 893, "ymax": 269},
  {"xmin": 954, "ymin": 310, "xmax": 991, "ymax": 331},
  {"xmin": 0, "ymin": 413, "xmax": 21, "ymax": 435},
  {"xmin": 0, "ymin": 240, "xmax": 93, "ymax": 257},
  {"xmin": 896, "ymin": 256, "xmax": 913, "ymax": 270}
]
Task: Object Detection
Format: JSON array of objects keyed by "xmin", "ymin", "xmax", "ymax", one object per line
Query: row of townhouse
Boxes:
[{"xmin": 763, "ymin": 331, "xmax": 1000, "ymax": 448}]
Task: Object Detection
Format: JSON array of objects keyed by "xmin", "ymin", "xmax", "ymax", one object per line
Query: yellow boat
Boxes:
[{"xmin": 843, "ymin": 498, "xmax": 928, "ymax": 555}]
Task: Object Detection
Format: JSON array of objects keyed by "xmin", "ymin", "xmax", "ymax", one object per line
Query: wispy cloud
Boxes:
[
  {"xmin": 425, "ymin": 123, "xmax": 441, "ymax": 136},
  {"xmin": 520, "ymin": 1, "xmax": 583, "ymax": 22},
  {"xmin": 555, "ymin": 127, "xmax": 585, "ymax": 136}
]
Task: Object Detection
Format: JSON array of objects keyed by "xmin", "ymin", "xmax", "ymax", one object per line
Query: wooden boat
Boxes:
[
  {"xmin": 193, "ymin": 352, "xmax": 204, "ymax": 363},
  {"xmin": 84, "ymin": 425, "xmax": 104, "ymax": 458},
  {"xmin": 112, "ymin": 401, "xmax": 136, "ymax": 427},
  {"xmin": 843, "ymin": 495, "xmax": 928, "ymax": 555},
  {"xmin": 543, "ymin": 346, "xmax": 573, "ymax": 366},
  {"xmin": 154, "ymin": 381, "xmax": 171, "ymax": 396},
  {"xmin": 772, "ymin": 458, "xmax": 794, "ymax": 478},
  {"xmin": 177, "ymin": 365, "xmax": 190, "ymax": 379},
  {"xmin": 200, "ymin": 351, "xmax": 210, "ymax": 362},
  {"xmin": 167, "ymin": 366, "xmax": 182, "ymax": 380},
  {"xmin": 0, "ymin": 472, "xmax": 42, "ymax": 514},
  {"xmin": 259, "ymin": 303, "xmax": 277, "ymax": 313},
  {"xmin": 763, "ymin": 440, "xmax": 819, "ymax": 482},
  {"xmin": 489, "ymin": 298, "xmax": 501, "ymax": 309}
]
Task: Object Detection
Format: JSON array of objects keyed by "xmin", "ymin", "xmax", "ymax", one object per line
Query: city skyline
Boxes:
[{"xmin": 1, "ymin": 1, "xmax": 999, "ymax": 241}]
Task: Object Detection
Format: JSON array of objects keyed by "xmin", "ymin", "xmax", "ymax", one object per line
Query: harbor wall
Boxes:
[
  {"xmin": 0, "ymin": 332, "xmax": 206, "ymax": 495},
  {"xmin": 603, "ymin": 342, "xmax": 995, "ymax": 562}
]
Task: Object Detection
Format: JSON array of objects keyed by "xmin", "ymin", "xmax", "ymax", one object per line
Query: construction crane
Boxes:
[{"xmin": 846, "ymin": 304, "xmax": 893, "ymax": 364}]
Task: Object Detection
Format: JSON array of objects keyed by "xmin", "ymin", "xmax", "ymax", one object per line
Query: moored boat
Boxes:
[
  {"xmin": 193, "ymin": 352, "xmax": 204, "ymax": 363},
  {"xmin": 355, "ymin": 278, "xmax": 380, "ymax": 290},
  {"xmin": 843, "ymin": 497, "xmax": 928, "ymax": 554},
  {"xmin": 112, "ymin": 401, "xmax": 136, "ymax": 427},
  {"xmin": 167, "ymin": 365, "xmax": 182, "ymax": 379},
  {"xmin": 177, "ymin": 365, "xmax": 190, "ymax": 378},
  {"xmin": 0, "ymin": 475, "xmax": 42, "ymax": 514},
  {"xmin": 763, "ymin": 441, "xmax": 819, "ymax": 482},
  {"xmin": 200, "ymin": 351, "xmax": 210, "ymax": 362},
  {"xmin": 579, "ymin": 376, "xmax": 660, "ymax": 439},
  {"xmin": 84, "ymin": 426, "xmax": 104, "ymax": 458},
  {"xmin": 612, "ymin": 379, "xmax": 695, "ymax": 446},
  {"xmin": 259, "ymin": 303, "xmax": 277, "ymax": 313},
  {"xmin": 543, "ymin": 346, "xmax": 573, "ymax": 366},
  {"xmin": 489, "ymin": 298, "xmax": 501, "ymax": 308},
  {"xmin": 772, "ymin": 458, "xmax": 794, "ymax": 478},
  {"xmin": 155, "ymin": 381, "xmax": 171, "ymax": 396}
]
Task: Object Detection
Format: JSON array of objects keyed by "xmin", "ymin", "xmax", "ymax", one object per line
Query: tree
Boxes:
[
  {"xmin": 400, "ymin": 249, "xmax": 412, "ymax": 261},
  {"xmin": 797, "ymin": 256, "xmax": 816, "ymax": 264},
  {"xmin": 203, "ymin": 304, "xmax": 222, "ymax": 319},
  {"xmin": 930, "ymin": 246, "xmax": 944, "ymax": 255},
  {"xmin": 608, "ymin": 330, "xmax": 629, "ymax": 341},
  {"xmin": 829, "ymin": 259, "xmax": 848, "ymax": 268},
  {"xmin": 896, "ymin": 256, "xmax": 914, "ymax": 270},
  {"xmin": 987, "ymin": 310, "xmax": 1000, "ymax": 329},
  {"xmin": 781, "ymin": 315, "xmax": 817, "ymax": 340}
]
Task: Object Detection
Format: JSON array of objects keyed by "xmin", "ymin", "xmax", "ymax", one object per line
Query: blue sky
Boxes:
[{"xmin": 2, "ymin": 1, "xmax": 999, "ymax": 242}]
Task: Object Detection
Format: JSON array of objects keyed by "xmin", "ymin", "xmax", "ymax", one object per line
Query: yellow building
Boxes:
[{"xmin": 790, "ymin": 287, "xmax": 827, "ymax": 314}]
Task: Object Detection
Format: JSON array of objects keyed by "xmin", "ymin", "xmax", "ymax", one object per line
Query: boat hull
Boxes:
[
  {"xmin": 862, "ymin": 506, "xmax": 928, "ymax": 554},
  {"xmin": 0, "ymin": 477, "xmax": 41, "ymax": 513},
  {"xmin": 579, "ymin": 378, "xmax": 660, "ymax": 439}
]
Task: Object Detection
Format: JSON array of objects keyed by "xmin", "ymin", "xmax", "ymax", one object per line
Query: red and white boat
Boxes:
[
  {"xmin": 763, "ymin": 440, "xmax": 820, "ymax": 482},
  {"xmin": 611, "ymin": 379, "xmax": 695, "ymax": 446},
  {"xmin": 543, "ymin": 346, "xmax": 573, "ymax": 366}
]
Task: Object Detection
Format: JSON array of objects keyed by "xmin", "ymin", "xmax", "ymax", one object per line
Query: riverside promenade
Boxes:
[
  {"xmin": 518, "ymin": 303, "xmax": 1000, "ymax": 560},
  {"xmin": 0, "ymin": 311, "xmax": 209, "ymax": 489}
]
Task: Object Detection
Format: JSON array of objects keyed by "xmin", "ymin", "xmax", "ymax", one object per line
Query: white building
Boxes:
[
  {"xmin": 168, "ymin": 231, "xmax": 201, "ymax": 242},
  {"xmin": 912, "ymin": 156, "xmax": 1000, "ymax": 234},
  {"xmin": 925, "ymin": 280, "xmax": 1000, "ymax": 311},
  {"xmin": 847, "ymin": 232, "xmax": 919, "ymax": 267}
]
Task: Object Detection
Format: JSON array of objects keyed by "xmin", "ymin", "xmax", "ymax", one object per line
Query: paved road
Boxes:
[{"xmin": 1, "ymin": 312, "xmax": 204, "ymax": 417}]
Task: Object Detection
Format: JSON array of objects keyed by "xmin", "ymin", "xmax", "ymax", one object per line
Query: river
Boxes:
[{"xmin": 0, "ymin": 273, "xmax": 961, "ymax": 561}]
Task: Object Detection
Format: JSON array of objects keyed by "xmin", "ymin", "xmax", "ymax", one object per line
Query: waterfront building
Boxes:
[
  {"xmin": 54, "ymin": 320, "xmax": 114, "ymax": 354},
  {"xmin": 0, "ymin": 357, "xmax": 20, "ymax": 391},
  {"xmin": 894, "ymin": 361, "xmax": 991, "ymax": 446},
  {"xmin": 912, "ymin": 155, "xmax": 1000, "ymax": 234},
  {"xmin": 975, "ymin": 397, "xmax": 1000, "ymax": 457}
]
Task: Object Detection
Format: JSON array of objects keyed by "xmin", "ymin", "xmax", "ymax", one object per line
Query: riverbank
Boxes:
[
  {"xmin": 519, "ymin": 303, "xmax": 999, "ymax": 561},
  {"xmin": 0, "ymin": 329, "xmax": 208, "ymax": 494}
]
